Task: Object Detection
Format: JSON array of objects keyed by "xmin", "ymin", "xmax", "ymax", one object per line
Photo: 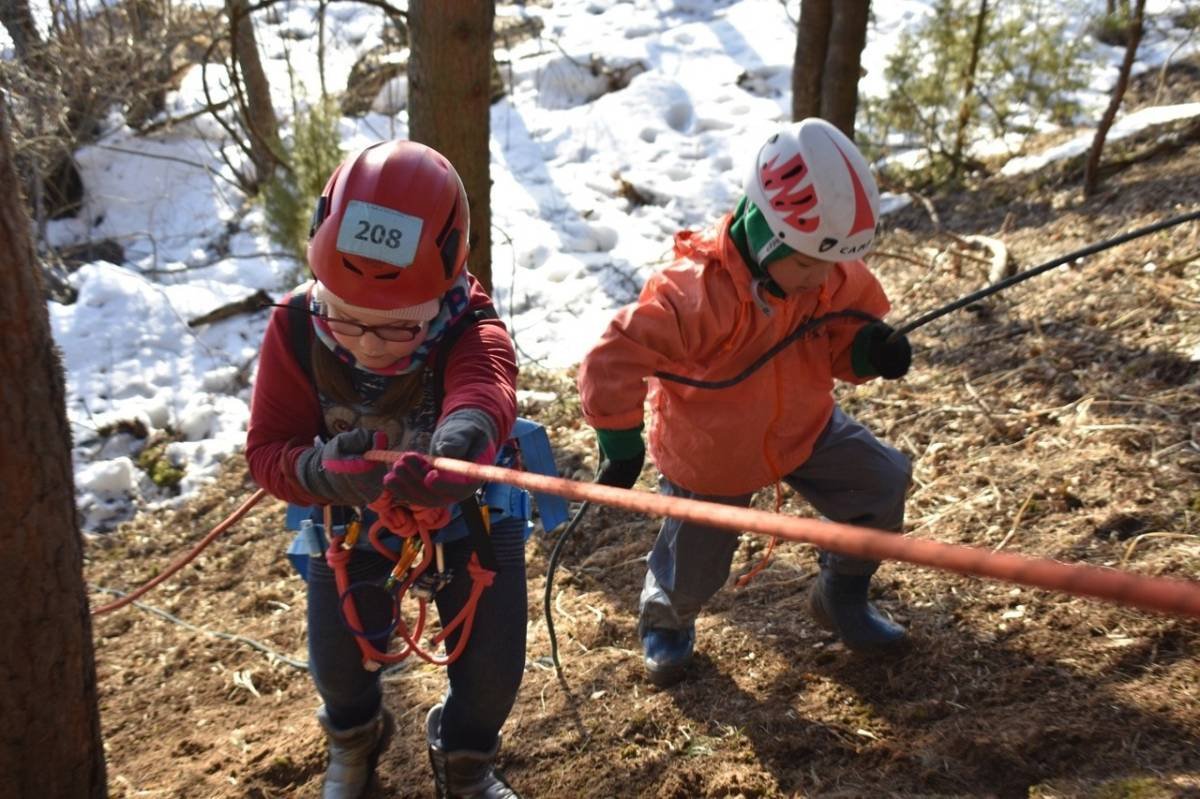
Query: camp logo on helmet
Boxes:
[{"xmin": 335, "ymin": 200, "xmax": 423, "ymax": 269}]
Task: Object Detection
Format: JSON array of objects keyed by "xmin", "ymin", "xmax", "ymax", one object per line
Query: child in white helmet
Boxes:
[{"xmin": 577, "ymin": 118, "xmax": 913, "ymax": 687}]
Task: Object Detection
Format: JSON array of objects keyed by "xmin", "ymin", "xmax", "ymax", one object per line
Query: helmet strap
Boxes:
[{"xmin": 729, "ymin": 197, "xmax": 791, "ymax": 300}]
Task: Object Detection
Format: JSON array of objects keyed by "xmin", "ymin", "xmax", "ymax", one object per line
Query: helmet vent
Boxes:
[
  {"xmin": 340, "ymin": 256, "xmax": 363, "ymax": 276},
  {"xmin": 435, "ymin": 198, "xmax": 458, "ymax": 246},
  {"xmin": 439, "ymin": 229, "xmax": 461, "ymax": 279},
  {"xmin": 435, "ymin": 196, "xmax": 462, "ymax": 279}
]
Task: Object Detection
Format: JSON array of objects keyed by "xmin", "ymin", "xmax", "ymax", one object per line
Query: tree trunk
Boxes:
[
  {"xmin": 227, "ymin": 0, "xmax": 281, "ymax": 188},
  {"xmin": 819, "ymin": 0, "xmax": 870, "ymax": 137},
  {"xmin": 1084, "ymin": 0, "xmax": 1146, "ymax": 196},
  {"xmin": 0, "ymin": 102, "xmax": 107, "ymax": 799},
  {"xmin": 951, "ymin": 0, "xmax": 989, "ymax": 176},
  {"xmin": 792, "ymin": 0, "xmax": 832, "ymax": 122},
  {"xmin": 409, "ymin": 0, "xmax": 495, "ymax": 293},
  {"xmin": 0, "ymin": 0, "xmax": 43, "ymax": 65}
]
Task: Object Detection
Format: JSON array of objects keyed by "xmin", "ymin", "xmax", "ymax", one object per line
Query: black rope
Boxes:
[
  {"xmin": 653, "ymin": 309, "xmax": 879, "ymax": 389},
  {"xmin": 543, "ymin": 500, "xmax": 592, "ymax": 675},
  {"xmin": 652, "ymin": 209, "xmax": 1200, "ymax": 387},
  {"xmin": 893, "ymin": 208, "xmax": 1200, "ymax": 338}
]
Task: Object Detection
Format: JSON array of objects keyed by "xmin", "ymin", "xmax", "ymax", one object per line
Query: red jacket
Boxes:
[
  {"xmin": 577, "ymin": 214, "xmax": 890, "ymax": 495},
  {"xmin": 246, "ymin": 277, "xmax": 518, "ymax": 506}
]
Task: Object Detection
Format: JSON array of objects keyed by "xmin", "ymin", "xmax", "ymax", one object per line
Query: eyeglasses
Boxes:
[{"xmin": 263, "ymin": 303, "xmax": 426, "ymax": 343}]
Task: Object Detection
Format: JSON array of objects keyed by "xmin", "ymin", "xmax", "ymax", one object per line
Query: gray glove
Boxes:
[
  {"xmin": 295, "ymin": 428, "xmax": 388, "ymax": 507},
  {"xmin": 430, "ymin": 408, "xmax": 498, "ymax": 462}
]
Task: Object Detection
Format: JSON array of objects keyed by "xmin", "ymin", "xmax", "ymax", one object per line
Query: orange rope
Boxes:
[
  {"xmin": 365, "ymin": 452, "xmax": 1200, "ymax": 619},
  {"xmin": 734, "ymin": 481, "xmax": 783, "ymax": 589},
  {"xmin": 92, "ymin": 488, "xmax": 268, "ymax": 615}
]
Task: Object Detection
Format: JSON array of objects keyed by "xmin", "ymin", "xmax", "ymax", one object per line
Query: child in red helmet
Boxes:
[
  {"xmin": 577, "ymin": 118, "xmax": 914, "ymax": 687},
  {"xmin": 247, "ymin": 140, "xmax": 524, "ymax": 798}
]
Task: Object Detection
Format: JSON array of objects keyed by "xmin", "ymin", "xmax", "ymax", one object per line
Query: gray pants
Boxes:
[{"xmin": 639, "ymin": 408, "xmax": 911, "ymax": 633}]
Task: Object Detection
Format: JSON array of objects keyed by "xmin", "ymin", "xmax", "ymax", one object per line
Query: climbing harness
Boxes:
[{"xmin": 321, "ymin": 495, "xmax": 497, "ymax": 669}]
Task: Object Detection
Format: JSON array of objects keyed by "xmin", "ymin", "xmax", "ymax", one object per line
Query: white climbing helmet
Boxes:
[{"xmin": 743, "ymin": 118, "xmax": 881, "ymax": 262}]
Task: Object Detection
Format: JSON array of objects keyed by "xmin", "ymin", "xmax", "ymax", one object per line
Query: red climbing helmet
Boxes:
[
  {"xmin": 744, "ymin": 118, "xmax": 880, "ymax": 262},
  {"xmin": 307, "ymin": 140, "xmax": 470, "ymax": 319}
]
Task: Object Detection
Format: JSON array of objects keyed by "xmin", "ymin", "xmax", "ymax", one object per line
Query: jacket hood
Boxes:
[{"xmin": 672, "ymin": 213, "xmax": 761, "ymax": 306}]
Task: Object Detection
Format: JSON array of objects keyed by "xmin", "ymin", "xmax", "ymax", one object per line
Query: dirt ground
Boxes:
[{"xmin": 86, "ymin": 99, "xmax": 1200, "ymax": 797}]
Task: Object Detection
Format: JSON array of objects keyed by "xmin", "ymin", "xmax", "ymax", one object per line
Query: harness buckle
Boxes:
[{"xmin": 411, "ymin": 567, "xmax": 454, "ymax": 600}]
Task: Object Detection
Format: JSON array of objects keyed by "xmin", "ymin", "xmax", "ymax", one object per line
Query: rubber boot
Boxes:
[
  {"xmin": 317, "ymin": 705, "xmax": 395, "ymax": 799},
  {"xmin": 426, "ymin": 704, "xmax": 521, "ymax": 799},
  {"xmin": 641, "ymin": 626, "xmax": 695, "ymax": 687},
  {"xmin": 808, "ymin": 566, "xmax": 907, "ymax": 653}
]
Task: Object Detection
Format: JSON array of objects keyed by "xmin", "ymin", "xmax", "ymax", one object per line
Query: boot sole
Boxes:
[{"xmin": 645, "ymin": 658, "xmax": 689, "ymax": 687}]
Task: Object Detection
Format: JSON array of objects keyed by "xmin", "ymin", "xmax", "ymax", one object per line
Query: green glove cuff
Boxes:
[
  {"xmin": 850, "ymin": 324, "xmax": 880, "ymax": 378},
  {"xmin": 595, "ymin": 426, "xmax": 645, "ymax": 461}
]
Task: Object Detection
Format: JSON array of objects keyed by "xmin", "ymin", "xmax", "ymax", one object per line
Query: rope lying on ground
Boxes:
[
  {"xmin": 91, "ymin": 585, "xmax": 310, "ymax": 670},
  {"xmin": 92, "ymin": 488, "xmax": 268, "ymax": 616},
  {"xmin": 365, "ymin": 452, "xmax": 1200, "ymax": 620}
]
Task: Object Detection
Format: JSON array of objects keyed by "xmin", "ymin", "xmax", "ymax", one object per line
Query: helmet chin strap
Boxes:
[{"xmin": 756, "ymin": 273, "xmax": 788, "ymax": 301}]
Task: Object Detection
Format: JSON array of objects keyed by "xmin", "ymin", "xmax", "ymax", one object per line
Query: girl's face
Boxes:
[
  {"xmin": 324, "ymin": 303, "xmax": 431, "ymax": 369},
  {"xmin": 765, "ymin": 251, "xmax": 836, "ymax": 294}
]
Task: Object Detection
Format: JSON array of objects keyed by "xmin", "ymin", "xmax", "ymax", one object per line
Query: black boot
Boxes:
[
  {"xmin": 640, "ymin": 626, "xmax": 695, "ymax": 687},
  {"xmin": 426, "ymin": 704, "xmax": 521, "ymax": 799},
  {"xmin": 317, "ymin": 705, "xmax": 394, "ymax": 799},
  {"xmin": 808, "ymin": 566, "xmax": 907, "ymax": 653}
]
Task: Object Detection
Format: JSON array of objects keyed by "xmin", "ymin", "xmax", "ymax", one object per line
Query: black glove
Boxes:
[
  {"xmin": 383, "ymin": 409, "xmax": 497, "ymax": 506},
  {"xmin": 594, "ymin": 427, "xmax": 645, "ymax": 489},
  {"xmin": 295, "ymin": 428, "xmax": 389, "ymax": 506},
  {"xmin": 856, "ymin": 321, "xmax": 912, "ymax": 380}
]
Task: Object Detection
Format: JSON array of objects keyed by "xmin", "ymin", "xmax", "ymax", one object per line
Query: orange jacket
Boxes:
[{"xmin": 577, "ymin": 214, "xmax": 891, "ymax": 495}]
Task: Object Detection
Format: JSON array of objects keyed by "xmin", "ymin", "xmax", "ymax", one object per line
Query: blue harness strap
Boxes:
[{"xmin": 509, "ymin": 418, "xmax": 570, "ymax": 533}]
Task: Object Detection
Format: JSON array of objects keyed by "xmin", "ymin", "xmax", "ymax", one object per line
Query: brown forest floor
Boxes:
[{"xmin": 86, "ymin": 89, "xmax": 1200, "ymax": 798}]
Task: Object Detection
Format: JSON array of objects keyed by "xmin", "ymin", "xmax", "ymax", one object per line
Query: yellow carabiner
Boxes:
[
  {"xmin": 385, "ymin": 538, "xmax": 422, "ymax": 591},
  {"xmin": 342, "ymin": 518, "xmax": 362, "ymax": 550}
]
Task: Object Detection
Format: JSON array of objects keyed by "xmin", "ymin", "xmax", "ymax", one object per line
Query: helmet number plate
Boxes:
[{"xmin": 336, "ymin": 200, "xmax": 423, "ymax": 269}]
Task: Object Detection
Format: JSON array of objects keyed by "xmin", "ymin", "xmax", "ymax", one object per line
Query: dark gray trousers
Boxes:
[{"xmin": 639, "ymin": 408, "xmax": 911, "ymax": 633}]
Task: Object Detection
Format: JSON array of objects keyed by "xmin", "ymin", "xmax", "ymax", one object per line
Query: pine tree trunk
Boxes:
[
  {"xmin": 227, "ymin": 0, "xmax": 281, "ymax": 188},
  {"xmin": 819, "ymin": 0, "xmax": 869, "ymax": 137},
  {"xmin": 409, "ymin": 0, "xmax": 494, "ymax": 294},
  {"xmin": 0, "ymin": 0, "xmax": 43, "ymax": 64},
  {"xmin": 792, "ymin": 0, "xmax": 832, "ymax": 122},
  {"xmin": 0, "ymin": 102, "xmax": 107, "ymax": 799},
  {"xmin": 951, "ymin": 0, "xmax": 989, "ymax": 176},
  {"xmin": 1084, "ymin": 0, "xmax": 1146, "ymax": 196}
]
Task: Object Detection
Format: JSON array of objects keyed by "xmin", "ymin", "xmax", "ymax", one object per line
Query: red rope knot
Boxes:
[
  {"xmin": 367, "ymin": 491, "xmax": 452, "ymax": 550},
  {"xmin": 466, "ymin": 554, "xmax": 496, "ymax": 587}
]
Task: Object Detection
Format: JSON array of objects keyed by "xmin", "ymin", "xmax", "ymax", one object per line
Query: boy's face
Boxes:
[{"xmin": 765, "ymin": 251, "xmax": 835, "ymax": 294}]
